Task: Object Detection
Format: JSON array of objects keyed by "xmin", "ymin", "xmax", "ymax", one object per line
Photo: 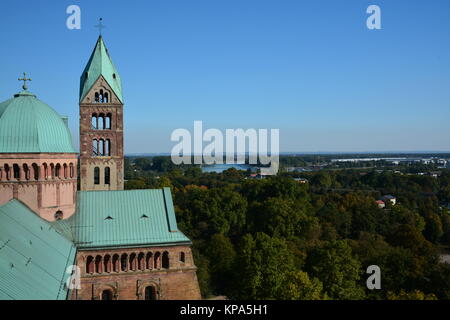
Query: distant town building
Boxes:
[
  {"xmin": 375, "ymin": 200, "xmax": 386, "ymax": 209},
  {"xmin": 381, "ymin": 195, "xmax": 397, "ymax": 206}
]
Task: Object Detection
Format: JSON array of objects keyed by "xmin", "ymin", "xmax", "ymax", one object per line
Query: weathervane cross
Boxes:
[
  {"xmin": 18, "ymin": 72, "xmax": 32, "ymax": 90},
  {"xmin": 95, "ymin": 18, "xmax": 106, "ymax": 35}
]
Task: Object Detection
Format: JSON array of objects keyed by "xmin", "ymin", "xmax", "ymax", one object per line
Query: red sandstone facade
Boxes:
[
  {"xmin": 73, "ymin": 245, "xmax": 201, "ymax": 300},
  {"xmin": 0, "ymin": 153, "xmax": 77, "ymax": 221}
]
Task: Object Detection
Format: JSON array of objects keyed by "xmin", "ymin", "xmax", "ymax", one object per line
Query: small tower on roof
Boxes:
[{"xmin": 79, "ymin": 29, "xmax": 124, "ymax": 191}]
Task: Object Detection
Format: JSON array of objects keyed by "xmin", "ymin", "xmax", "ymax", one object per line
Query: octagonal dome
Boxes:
[{"xmin": 0, "ymin": 91, "xmax": 76, "ymax": 153}]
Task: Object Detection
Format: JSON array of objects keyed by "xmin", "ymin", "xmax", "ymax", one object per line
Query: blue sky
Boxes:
[{"xmin": 1, "ymin": 0, "xmax": 449, "ymax": 153}]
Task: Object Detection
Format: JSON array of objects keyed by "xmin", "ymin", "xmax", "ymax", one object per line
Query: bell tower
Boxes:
[{"xmin": 79, "ymin": 35, "xmax": 124, "ymax": 191}]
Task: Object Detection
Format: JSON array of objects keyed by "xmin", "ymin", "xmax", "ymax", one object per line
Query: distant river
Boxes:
[{"xmin": 201, "ymin": 164, "xmax": 257, "ymax": 173}]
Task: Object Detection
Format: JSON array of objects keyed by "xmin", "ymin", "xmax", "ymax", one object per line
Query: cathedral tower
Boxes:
[{"xmin": 79, "ymin": 36, "xmax": 124, "ymax": 191}]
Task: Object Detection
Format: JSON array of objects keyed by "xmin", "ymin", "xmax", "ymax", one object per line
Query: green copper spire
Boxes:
[{"xmin": 79, "ymin": 36, "xmax": 123, "ymax": 103}]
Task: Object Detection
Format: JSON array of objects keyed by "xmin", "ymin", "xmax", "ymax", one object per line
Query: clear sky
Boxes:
[{"xmin": 1, "ymin": 0, "xmax": 449, "ymax": 153}]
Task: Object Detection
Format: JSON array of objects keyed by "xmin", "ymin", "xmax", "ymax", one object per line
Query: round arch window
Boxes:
[{"xmin": 54, "ymin": 210, "xmax": 63, "ymax": 221}]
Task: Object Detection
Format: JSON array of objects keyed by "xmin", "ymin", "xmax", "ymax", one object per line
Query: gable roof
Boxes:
[
  {"xmin": 79, "ymin": 36, "xmax": 123, "ymax": 103},
  {"xmin": 52, "ymin": 188, "xmax": 191, "ymax": 250},
  {"xmin": 0, "ymin": 200, "xmax": 76, "ymax": 300}
]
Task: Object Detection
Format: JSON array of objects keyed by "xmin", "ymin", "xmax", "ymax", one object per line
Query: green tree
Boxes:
[
  {"xmin": 205, "ymin": 234, "xmax": 236, "ymax": 295},
  {"xmin": 231, "ymin": 233, "xmax": 295, "ymax": 299},
  {"xmin": 279, "ymin": 270, "xmax": 326, "ymax": 300},
  {"xmin": 305, "ymin": 240, "xmax": 365, "ymax": 300}
]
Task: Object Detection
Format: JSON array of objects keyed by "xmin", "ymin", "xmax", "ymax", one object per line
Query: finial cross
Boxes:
[
  {"xmin": 18, "ymin": 72, "xmax": 32, "ymax": 90},
  {"xmin": 95, "ymin": 18, "xmax": 106, "ymax": 35}
]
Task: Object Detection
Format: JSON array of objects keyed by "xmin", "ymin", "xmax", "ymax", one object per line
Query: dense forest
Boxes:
[{"xmin": 125, "ymin": 156, "xmax": 450, "ymax": 300}]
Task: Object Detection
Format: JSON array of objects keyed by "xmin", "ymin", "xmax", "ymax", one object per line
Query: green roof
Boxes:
[
  {"xmin": 52, "ymin": 188, "xmax": 191, "ymax": 249},
  {"xmin": 0, "ymin": 91, "xmax": 76, "ymax": 153},
  {"xmin": 80, "ymin": 36, "xmax": 123, "ymax": 103},
  {"xmin": 0, "ymin": 200, "xmax": 76, "ymax": 300}
]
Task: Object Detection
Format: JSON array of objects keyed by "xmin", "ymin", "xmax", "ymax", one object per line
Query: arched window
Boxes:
[
  {"xmin": 162, "ymin": 251, "xmax": 169, "ymax": 269},
  {"xmin": 69, "ymin": 163, "xmax": 74, "ymax": 178},
  {"xmin": 23, "ymin": 164, "xmax": 30, "ymax": 180},
  {"xmin": 120, "ymin": 254, "xmax": 128, "ymax": 272},
  {"xmin": 101, "ymin": 289, "xmax": 113, "ymax": 300},
  {"xmin": 112, "ymin": 254, "xmax": 119, "ymax": 273},
  {"xmin": 104, "ymin": 92, "xmax": 109, "ymax": 103},
  {"xmin": 103, "ymin": 255, "xmax": 111, "ymax": 273},
  {"xmin": 50, "ymin": 163, "xmax": 55, "ymax": 179},
  {"xmin": 106, "ymin": 113, "xmax": 111, "ymax": 129},
  {"xmin": 104, "ymin": 167, "xmax": 110, "ymax": 185},
  {"xmin": 95, "ymin": 255, "xmax": 102, "ymax": 273},
  {"xmin": 129, "ymin": 253, "xmax": 137, "ymax": 271},
  {"xmin": 13, "ymin": 164, "xmax": 20, "ymax": 180},
  {"xmin": 55, "ymin": 164, "xmax": 61, "ymax": 178},
  {"xmin": 95, "ymin": 92, "xmax": 100, "ymax": 103},
  {"xmin": 92, "ymin": 139, "xmax": 99, "ymax": 156},
  {"xmin": 91, "ymin": 113, "xmax": 98, "ymax": 129},
  {"xmin": 86, "ymin": 256, "xmax": 94, "ymax": 274},
  {"xmin": 144, "ymin": 286, "xmax": 157, "ymax": 300},
  {"xmin": 63, "ymin": 163, "xmax": 68, "ymax": 179},
  {"xmin": 99, "ymin": 90, "xmax": 104, "ymax": 103},
  {"xmin": 105, "ymin": 139, "xmax": 111, "ymax": 156},
  {"xmin": 98, "ymin": 113, "xmax": 105, "ymax": 129},
  {"xmin": 32, "ymin": 163, "xmax": 39, "ymax": 180},
  {"xmin": 138, "ymin": 253, "xmax": 145, "ymax": 271},
  {"xmin": 54, "ymin": 210, "xmax": 63, "ymax": 221},
  {"xmin": 99, "ymin": 139, "xmax": 105, "ymax": 156},
  {"xmin": 180, "ymin": 252, "xmax": 185, "ymax": 263},
  {"xmin": 154, "ymin": 252, "xmax": 161, "ymax": 269},
  {"xmin": 146, "ymin": 252, "xmax": 153, "ymax": 270},
  {"xmin": 4, "ymin": 164, "xmax": 10, "ymax": 180},
  {"xmin": 94, "ymin": 167, "xmax": 100, "ymax": 185}
]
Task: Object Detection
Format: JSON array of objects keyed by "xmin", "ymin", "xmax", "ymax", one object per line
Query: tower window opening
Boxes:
[
  {"xmin": 94, "ymin": 167, "xmax": 100, "ymax": 185},
  {"xmin": 91, "ymin": 113, "xmax": 98, "ymax": 129},
  {"xmin": 105, "ymin": 139, "xmax": 111, "ymax": 156},
  {"xmin": 105, "ymin": 114, "xmax": 111, "ymax": 129},
  {"xmin": 92, "ymin": 139, "xmax": 99, "ymax": 156},
  {"xmin": 99, "ymin": 139, "xmax": 105, "ymax": 156},
  {"xmin": 98, "ymin": 114, "xmax": 105, "ymax": 130},
  {"xmin": 105, "ymin": 167, "xmax": 110, "ymax": 185}
]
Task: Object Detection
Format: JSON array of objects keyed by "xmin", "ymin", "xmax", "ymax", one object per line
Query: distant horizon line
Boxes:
[{"xmin": 125, "ymin": 150, "xmax": 450, "ymax": 156}]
